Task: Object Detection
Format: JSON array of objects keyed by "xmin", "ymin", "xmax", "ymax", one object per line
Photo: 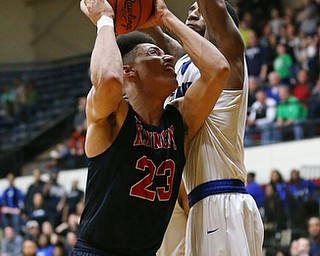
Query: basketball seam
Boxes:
[{"xmin": 133, "ymin": 0, "xmax": 142, "ymax": 31}]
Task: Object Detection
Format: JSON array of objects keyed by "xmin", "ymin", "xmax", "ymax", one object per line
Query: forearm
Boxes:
[
  {"xmin": 90, "ymin": 26, "xmax": 123, "ymax": 89},
  {"xmin": 88, "ymin": 20, "xmax": 124, "ymax": 119},
  {"xmin": 140, "ymin": 26, "xmax": 184, "ymax": 61},
  {"xmin": 198, "ymin": 0, "xmax": 243, "ymax": 52},
  {"xmin": 81, "ymin": 0, "xmax": 123, "ymax": 116},
  {"xmin": 160, "ymin": 11, "xmax": 228, "ymax": 77}
]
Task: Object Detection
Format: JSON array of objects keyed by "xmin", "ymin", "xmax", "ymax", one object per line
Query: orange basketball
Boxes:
[{"xmin": 108, "ymin": 0, "xmax": 154, "ymax": 35}]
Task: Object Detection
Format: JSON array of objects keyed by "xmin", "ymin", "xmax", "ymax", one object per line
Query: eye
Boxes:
[
  {"xmin": 147, "ymin": 47, "xmax": 163, "ymax": 56},
  {"xmin": 147, "ymin": 48, "xmax": 161, "ymax": 56}
]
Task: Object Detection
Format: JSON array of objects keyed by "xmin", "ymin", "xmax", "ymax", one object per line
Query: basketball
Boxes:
[{"xmin": 108, "ymin": 0, "xmax": 154, "ymax": 35}]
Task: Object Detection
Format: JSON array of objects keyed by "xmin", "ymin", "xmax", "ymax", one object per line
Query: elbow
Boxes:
[
  {"xmin": 219, "ymin": 61, "xmax": 231, "ymax": 81},
  {"xmin": 211, "ymin": 58, "xmax": 231, "ymax": 86}
]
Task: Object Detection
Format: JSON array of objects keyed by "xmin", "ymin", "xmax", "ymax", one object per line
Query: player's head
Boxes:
[
  {"xmin": 185, "ymin": 1, "xmax": 239, "ymax": 36},
  {"xmin": 117, "ymin": 31, "xmax": 177, "ymax": 99},
  {"xmin": 117, "ymin": 31, "xmax": 156, "ymax": 63},
  {"xmin": 185, "ymin": 2, "xmax": 205, "ymax": 36}
]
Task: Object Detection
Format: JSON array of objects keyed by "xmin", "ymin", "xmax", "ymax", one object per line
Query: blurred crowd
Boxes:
[
  {"xmin": 1, "ymin": 167, "xmax": 319, "ymax": 256},
  {"xmin": 0, "ymin": 79, "xmax": 39, "ymax": 127},
  {"xmin": 246, "ymin": 169, "xmax": 320, "ymax": 255},
  {"xmin": 0, "ymin": 170, "xmax": 84, "ymax": 256},
  {"xmin": 235, "ymin": 0, "xmax": 320, "ymax": 146}
]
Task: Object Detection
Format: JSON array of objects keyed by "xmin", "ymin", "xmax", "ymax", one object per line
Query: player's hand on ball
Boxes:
[
  {"xmin": 137, "ymin": 0, "xmax": 169, "ymax": 29},
  {"xmin": 80, "ymin": 0, "xmax": 114, "ymax": 25}
]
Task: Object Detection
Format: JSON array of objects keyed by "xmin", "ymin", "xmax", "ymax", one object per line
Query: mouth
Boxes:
[
  {"xmin": 164, "ymin": 64, "xmax": 175, "ymax": 72},
  {"xmin": 186, "ymin": 23, "xmax": 197, "ymax": 30}
]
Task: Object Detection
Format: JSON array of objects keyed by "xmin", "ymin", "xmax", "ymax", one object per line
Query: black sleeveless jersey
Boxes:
[{"xmin": 76, "ymin": 103, "xmax": 186, "ymax": 255}]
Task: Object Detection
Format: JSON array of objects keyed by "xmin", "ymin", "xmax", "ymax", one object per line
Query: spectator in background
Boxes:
[
  {"xmin": 265, "ymin": 71, "xmax": 284, "ymax": 103},
  {"xmin": 64, "ymin": 231, "xmax": 78, "ymax": 256},
  {"xmin": 264, "ymin": 184, "xmax": 287, "ymax": 229},
  {"xmin": 52, "ymin": 245, "xmax": 65, "ymax": 256},
  {"xmin": 295, "ymin": 34, "xmax": 319, "ymax": 77},
  {"xmin": 239, "ymin": 11, "xmax": 254, "ymax": 48},
  {"xmin": 24, "ymin": 168, "xmax": 45, "ymax": 216},
  {"xmin": 23, "ymin": 220, "xmax": 41, "ymax": 244},
  {"xmin": 245, "ymin": 31, "xmax": 269, "ymax": 82},
  {"xmin": 296, "ymin": 0, "xmax": 319, "ymax": 36},
  {"xmin": 247, "ymin": 76, "xmax": 261, "ymax": 115},
  {"xmin": 287, "ymin": 169, "xmax": 319, "ymax": 233},
  {"xmin": 13, "ymin": 78, "xmax": 26, "ymax": 121},
  {"xmin": 263, "ymin": 184, "xmax": 288, "ymax": 248},
  {"xmin": 0, "ymin": 226, "xmax": 24, "ymax": 256},
  {"xmin": 245, "ymin": 89, "xmax": 277, "ymax": 146},
  {"xmin": 63, "ymin": 179, "xmax": 84, "ymax": 220},
  {"xmin": 259, "ymin": 22, "xmax": 279, "ymax": 72},
  {"xmin": 41, "ymin": 220, "xmax": 55, "ymax": 238},
  {"xmin": 28, "ymin": 192, "xmax": 48, "ymax": 227},
  {"xmin": 273, "ymin": 42, "xmax": 293, "ymax": 86},
  {"xmin": 68, "ymin": 96, "xmax": 87, "ymax": 169},
  {"xmin": 308, "ymin": 77, "xmax": 320, "ymax": 120},
  {"xmin": 291, "ymin": 69, "xmax": 311, "ymax": 107},
  {"xmin": 307, "ymin": 216, "xmax": 320, "ymax": 256},
  {"xmin": 21, "ymin": 239, "xmax": 38, "ymax": 256},
  {"xmin": 246, "ymin": 172, "xmax": 265, "ymax": 210},
  {"xmin": 290, "ymin": 237, "xmax": 311, "ymax": 256},
  {"xmin": 36, "ymin": 233, "xmax": 54, "ymax": 256},
  {"xmin": 22, "ymin": 80, "xmax": 38, "ymax": 122},
  {"xmin": 269, "ymin": 7, "xmax": 285, "ymax": 37},
  {"xmin": 0, "ymin": 85, "xmax": 16, "ymax": 122},
  {"xmin": 1, "ymin": 172, "xmax": 25, "ymax": 233},
  {"xmin": 49, "ymin": 141, "xmax": 74, "ymax": 170},
  {"xmin": 280, "ymin": 22, "xmax": 301, "ymax": 75},
  {"xmin": 273, "ymin": 85, "xmax": 307, "ymax": 142},
  {"xmin": 274, "ymin": 249, "xmax": 290, "ymax": 256},
  {"xmin": 43, "ymin": 171, "xmax": 66, "ymax": 228},
  {"xmin": 269, "ymin": 169, "xmax": 290, "ymax": 215}
]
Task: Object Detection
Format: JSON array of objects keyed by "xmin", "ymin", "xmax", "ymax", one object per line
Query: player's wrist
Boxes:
[{"xmin": 97, "ymin": 15, "xmax": 114, "ymax": 33}]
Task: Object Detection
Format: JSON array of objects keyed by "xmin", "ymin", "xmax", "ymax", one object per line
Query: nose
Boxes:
[
  {"xmin": 187, "ymin": 9, "xmax": 200, "ymax": 21},
  {"xmin": 162, "ymin": 54, "xmax": 175, "ymax": 63}
]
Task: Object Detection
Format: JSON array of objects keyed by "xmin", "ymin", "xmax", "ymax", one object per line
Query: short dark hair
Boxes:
[
  {"xmin": 116, "ymin": 31, "xmax": 155, "ymax": 59},
  {"xmin": 225, "ymin": 1, "xmax": 239, "ymax": 28}
]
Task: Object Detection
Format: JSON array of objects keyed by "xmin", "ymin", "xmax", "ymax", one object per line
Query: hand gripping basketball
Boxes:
[{"xmin": 108, "ymin": 0, "xmax": 155, "ymax": 34}]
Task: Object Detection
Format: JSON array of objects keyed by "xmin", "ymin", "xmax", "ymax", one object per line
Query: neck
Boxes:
[{"xmin": 131, "ymin": 98, "xmax": 164, "ymax": 126}]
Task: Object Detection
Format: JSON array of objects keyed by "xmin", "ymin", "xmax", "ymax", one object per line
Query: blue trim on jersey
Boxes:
[
  {"xmin": 181, "ymin": 60, "xmax": 192, "ymax": 75},
  {"xmin": 188, "ymin": 179, "xmax": 248, "ymax": 208}
]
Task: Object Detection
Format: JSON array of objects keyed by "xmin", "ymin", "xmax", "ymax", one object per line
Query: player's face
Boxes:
[
  {"xmin": 186, "ymin": 2, "xmax": 205, "ymax": 37},
  {"xmin": 133, "ymin": 43, "xmax": 178, "ymax": 96}
]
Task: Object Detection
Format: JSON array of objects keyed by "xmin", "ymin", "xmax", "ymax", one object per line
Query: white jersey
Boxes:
[
  {"xmin": 156, "ymin": 201, "xmax": 187, "ymax": 256},
  {"xmin": 173, "ymin": 55, "xmax": 264, "ymax": 256},
  {"xmin": 174, "ymin": 54, "xmax": 247, "ymax": 187}
]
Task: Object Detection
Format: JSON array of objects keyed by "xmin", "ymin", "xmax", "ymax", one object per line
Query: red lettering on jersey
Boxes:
[{"xmin": 133, "ymin": 122, "xmax": 177, "ymax": 150}]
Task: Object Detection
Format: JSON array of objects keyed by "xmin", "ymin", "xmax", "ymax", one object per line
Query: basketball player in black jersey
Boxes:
[{"xmin": 73, "ymin": 0, "xmax": 230, "ymax": 255}]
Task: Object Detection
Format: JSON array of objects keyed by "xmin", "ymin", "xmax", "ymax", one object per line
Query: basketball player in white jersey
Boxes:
[{"xmin": 145, "ymin": 1, "xmax": 264, "ymax": 255}]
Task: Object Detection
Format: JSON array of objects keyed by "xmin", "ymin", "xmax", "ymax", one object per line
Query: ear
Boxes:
[{"xmin": 123, "ymin": 65, "xmax": 136, "ymax": 78}]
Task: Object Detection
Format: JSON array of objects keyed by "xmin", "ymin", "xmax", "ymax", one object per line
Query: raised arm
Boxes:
[
  {"xmin": 155, "ymin": 6, "xmax": 230, "ymax": 145},
  {"xmin": 80, "ymin": 0, "xmax": 128, "ymax": 157},
  {"xmin": 197, "ymin": 0, "xmax": 245, "ymax": 89},
  {"xmin": 140, "ymin": 26, "xmax": 185, "ymax": 61}
]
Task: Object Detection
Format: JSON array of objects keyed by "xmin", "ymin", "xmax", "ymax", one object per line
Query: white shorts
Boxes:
[{"xmin": 185, "ymin": 193, "xmax": 264, "ymax": 256}]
